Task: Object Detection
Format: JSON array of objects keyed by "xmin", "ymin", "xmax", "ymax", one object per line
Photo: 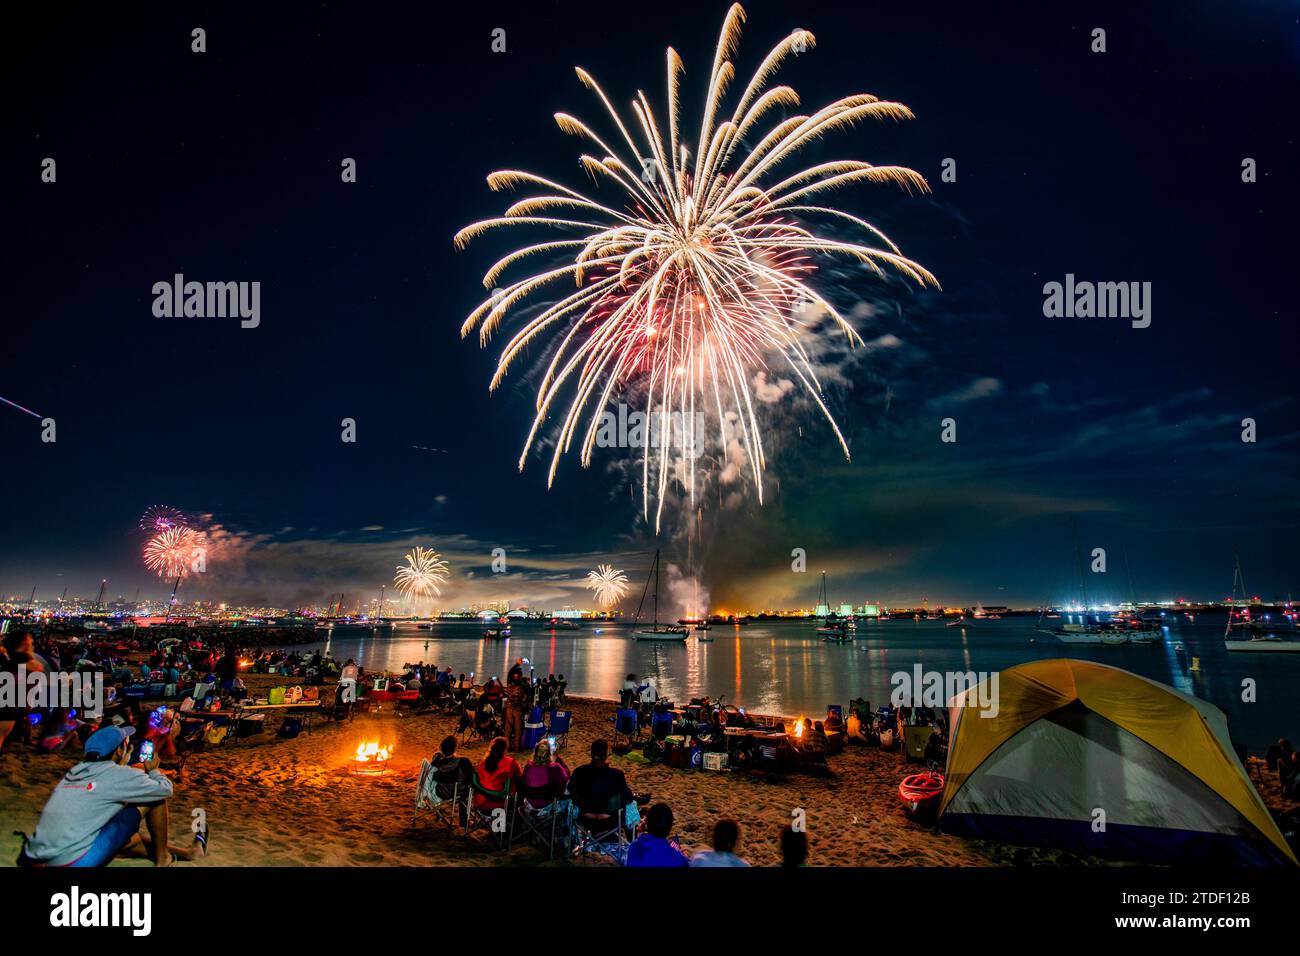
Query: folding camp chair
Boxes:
[
  {"xmin": 570, "ymin": 795, "xmax": 631, "ymax": 865},
  {"xmin": 904, "ymin": 724, "xmax": 934, "ymax": 762},
  {"xmin": 412, "ymin": 759, "xmax": 466, "ymax": 830},
  {"xmin": 511, "ymin": 779, "xmax": 571, "ymax": 859},
  {"xmin": 547, "ymin": 709, "xmax": 572, "ymax": 748},
  {"xmin": 611, "ymin": 707, "xmax": 640, "ymax": 749},
  {"xmin": 465, "ymin": 776, "xmax": 514, "ymax": 849}
]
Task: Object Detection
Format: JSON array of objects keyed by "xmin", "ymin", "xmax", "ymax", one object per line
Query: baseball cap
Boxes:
[{"xmin": 84, "ymin": 725, "xmax": 136, "ymax": 759}]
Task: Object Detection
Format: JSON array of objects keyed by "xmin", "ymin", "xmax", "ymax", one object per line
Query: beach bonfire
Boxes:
[{"xmin": 349, "ymin": 740, "xmax": 393, "ymax": 774}]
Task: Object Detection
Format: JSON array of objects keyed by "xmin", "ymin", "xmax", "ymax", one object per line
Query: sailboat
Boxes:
[
  {"xmin": 814, "ymin": 572, "xmax": 854, "ymax": 642},
  {"xmin": 1224, "ymin": 552, "xmax": 1300, "ymax": 652},
  {"xmin": 1037, "ymin": 518, "xmax": 1128, "ymax": 645},
  {"xmin": 1120, "ymin": 551, "xmax": 1162, "ymax": 644},
  {"xmin": 632, "ymin": 550, "xmax": 689, "ymax": 642}
]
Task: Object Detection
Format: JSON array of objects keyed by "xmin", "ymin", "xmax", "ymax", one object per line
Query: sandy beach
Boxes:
[{"xmin": 2, "ymin": 672, "xmax": 1294, "ymax": 868}]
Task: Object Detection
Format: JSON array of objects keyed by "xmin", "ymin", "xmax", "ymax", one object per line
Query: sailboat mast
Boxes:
[{"xmin": 653, "ymin": 550, "xmax": 659, "ymax": 627}]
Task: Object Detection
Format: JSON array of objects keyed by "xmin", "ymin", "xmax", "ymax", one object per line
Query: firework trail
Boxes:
[
  {"xmin": 586, "ymin": 564, "xmax": 630, "ymax": 607},
  {"xmin": 143, "ymin": 526, "xmax": 204, "ymax": 580},
  {"xmin": 394, "ymin": 546, "xmax": 450, "ymax": 599},
  {"xmin": 0, "ymin": 395, "xmax": 41, "ymax": 419},
  {"xmin": 456, "ymin": 2, "xmax": 936, "ymax": 530}
]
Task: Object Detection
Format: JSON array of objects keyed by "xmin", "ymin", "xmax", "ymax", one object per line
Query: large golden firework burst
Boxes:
[{"xmin": 456, "ymin": 3, "xmax": 936, "ymax": 530}]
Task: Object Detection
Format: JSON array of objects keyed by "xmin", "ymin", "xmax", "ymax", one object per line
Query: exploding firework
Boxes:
[
  {"xmin": 139, "ymin": 505, "xmax": 189, "ymax": 535},
  {"xmin": 394, "ymin": 546, "xmax": 450, "ymax": 600},
  {"xmin": 456, "ymin": 3, "xmax": 936, "ymax": 529},
  {"xmin": 586, "ymin": 564, "xmax": 630, "ymax": 608},
  {"xmin": 143, "ymin": 526, "xmax": 204, "ymax": 580}
]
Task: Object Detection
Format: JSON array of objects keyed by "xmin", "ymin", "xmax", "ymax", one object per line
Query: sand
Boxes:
[{"xmin": 0, "ymin": 672, "xmax": 1292, "ymax": 867}]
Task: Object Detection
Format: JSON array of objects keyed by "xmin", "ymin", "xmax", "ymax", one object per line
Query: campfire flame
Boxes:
[
  {"xmin": 792, "ymin": 719, "xmax": 805, "ymax": 738},
  {"xmin": 353, "ymin": 741, "xmax": 392, "ymax": 762}
]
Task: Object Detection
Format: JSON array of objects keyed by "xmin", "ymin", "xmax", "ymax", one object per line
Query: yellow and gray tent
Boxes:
[{"xmin": 940, "ymin": 659, "xmax": 1295, "ymax": 866}]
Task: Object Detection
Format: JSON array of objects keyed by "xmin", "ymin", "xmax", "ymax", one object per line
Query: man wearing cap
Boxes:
[{"xmin": 19, "ymin": 725, "xmax": 207, "ymax": 867}]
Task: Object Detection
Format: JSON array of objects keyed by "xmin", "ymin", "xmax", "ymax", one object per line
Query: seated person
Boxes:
[
  {"xmin": 803, "ymin": 720, "xmax": 829, "ymax": 756},
  {"xmin": 690, "ymin": 818, "xmax": 750, "ymax": 867},
  {"xmin": 481, "ymin": 678, "xmax": 504, "ymax": 711},
  {"xmin": 620, "ymin": 673, "xmax": 647, "ymax": 708},
  {"xmin": 473, "ymin": 737, "xmax": 523, "ymax": 811},
  {"xmin": 625, "ymin": 802, "xmax": 688, "ymax": 867},
  {"xmin": 430, "ymin": 734, "xmax": 474, "ymax": 796},
  {"xmin": 1266, "ymin": 737, "xmax": 1295, "ymax": 773},
  {"xmin": 567, "ymin": 739, "xmax": 641, "ymax": 831},
  {"xmin": 520, "ymin": 738, "xmax": 570, "ymax": 810},
  {"xmin": 20, "ymin": 725, "xmax": 207, "ymax": 867},
  {"xmin": 923, "ymin": 725, "xmax": 947, "ymax": 763},
  {"xmin": 37, "ymin": 707, "xmax": 84, "ymax": 753},
  {"xmin": 781, "ymin": 825, "xmax": 808, "ymax": 867}
]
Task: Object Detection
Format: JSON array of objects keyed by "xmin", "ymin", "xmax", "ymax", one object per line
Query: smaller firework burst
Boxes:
[
  {"xmin": 139, "ymin": 505, "xmax": 189, "ymax": 535},
  {"xmin": 586, "ymin": 564, "xmax": 630, "ymax": 608},
  {"xmin": 143, "ymin": 526, "xmax": 204, "ymax": 580},
  {"xmin": 395, "ymin": 547, "xmax": 450, "ymax": 600}
]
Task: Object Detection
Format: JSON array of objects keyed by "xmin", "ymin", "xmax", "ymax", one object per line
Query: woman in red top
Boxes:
[{"xmin": 474, "ymin": 736, "xmax": 522, "ymax": 811}]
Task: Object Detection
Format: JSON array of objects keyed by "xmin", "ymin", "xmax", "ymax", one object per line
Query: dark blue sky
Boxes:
[{"xmin": 3, "ymin": 1, "xmax": 1297, "ymax": 612}]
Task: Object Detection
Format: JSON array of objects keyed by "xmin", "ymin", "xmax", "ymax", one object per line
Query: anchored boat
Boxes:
[{"xmin": 632, "ymin": 550, "xmax": 689, "ymax": 642}]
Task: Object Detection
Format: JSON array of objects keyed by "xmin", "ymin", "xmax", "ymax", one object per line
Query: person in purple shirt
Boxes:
[
  {"xmin": 520, "ymin": 738, "xmax": 570, "ymax": 809},
  {"xmin": 625, "ymin": 802, "xmax": 688, "ymax": 867}
]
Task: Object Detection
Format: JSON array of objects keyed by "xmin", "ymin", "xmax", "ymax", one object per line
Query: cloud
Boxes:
[{"xmin": 928, "ymin": 376, "xmax": 1002, "ymax": 408}]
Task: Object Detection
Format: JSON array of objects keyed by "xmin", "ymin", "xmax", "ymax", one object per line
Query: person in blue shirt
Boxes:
[
  {"xmin": 625, "ymin": 802, "xmax": 688, "ymax": 867},
  {"xmin": 690, "ymin": 819, "xmax": 751, "ymax": 867}
]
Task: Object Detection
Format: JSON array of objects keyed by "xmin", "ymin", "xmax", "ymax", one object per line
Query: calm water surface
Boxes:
[{"xmin": 303, "ymin": 617, "xmax": 1297, "ymax": 746}]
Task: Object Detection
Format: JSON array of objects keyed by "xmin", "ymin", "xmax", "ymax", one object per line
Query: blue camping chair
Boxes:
[
  {"xmin": 521, "ymin": 706, "xmax": 547, "ymax": 752},
  {"xmin": 547, "ymin": 709, "xmax": 572, "ymax": 747},
  {"xmin": 651, "ymin": 710, "xmax": 675, "ymax": 740},
  {"xmin": 613, "ymin": 707, "xmax": 638, "ymax": 737}
]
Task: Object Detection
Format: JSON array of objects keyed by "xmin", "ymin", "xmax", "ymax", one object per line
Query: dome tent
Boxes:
[{"xmin": 939, "ymin": 659, "xmax": 1295, "ymax": 866}]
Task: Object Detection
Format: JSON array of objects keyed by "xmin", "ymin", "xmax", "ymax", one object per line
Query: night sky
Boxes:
[{"xmin": 3, "ymin": 1, "xmax": 1297, "ymax": 613}]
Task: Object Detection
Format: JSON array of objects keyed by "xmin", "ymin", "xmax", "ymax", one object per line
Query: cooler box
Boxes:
[{"xmin": 521, "ymin": 719, "xmax": 546, "ymax": 751}]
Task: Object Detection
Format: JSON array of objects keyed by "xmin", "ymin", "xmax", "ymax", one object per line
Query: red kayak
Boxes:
[{"xmin": 898, "ymin": 770, "xmax": 945, "ymax": 820}]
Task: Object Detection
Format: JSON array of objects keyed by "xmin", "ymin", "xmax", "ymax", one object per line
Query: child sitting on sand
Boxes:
[
  {"xmin": 689, "ymin": 819, "xmax": 750, "ymax": 867},
  {"xmin": 625, "ymin": 803, "xmax": 688, "ymax": 867}
]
